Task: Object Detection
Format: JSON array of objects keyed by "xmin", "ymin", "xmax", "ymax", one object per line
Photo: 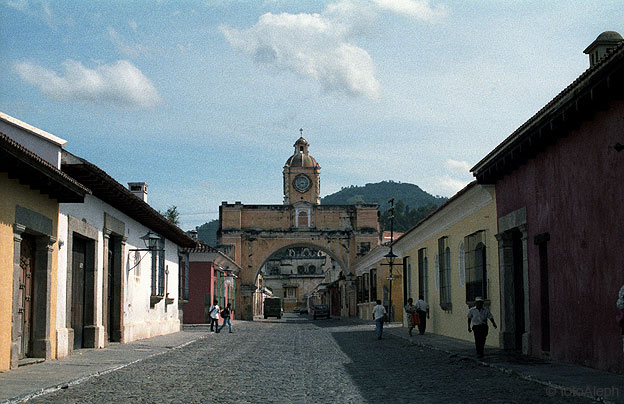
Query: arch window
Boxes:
[
  {"xmin": 465, "ymin": 230, "xmax": 487, "ymax": 302},
  {"xmin": 438, "ymin": 237, "xmax": 452, "ymax": 310}
]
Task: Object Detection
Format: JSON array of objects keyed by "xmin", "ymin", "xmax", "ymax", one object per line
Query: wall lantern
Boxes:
[{"xmin": 129, "ymin": 230, "xmax": 162, "ymax": 252}]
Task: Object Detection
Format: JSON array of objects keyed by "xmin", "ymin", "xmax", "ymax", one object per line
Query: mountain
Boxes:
[
  {"xmin": 321, "ymin": 181, "xmax": 447, "ymax": 232},
  {"xmin": 196, "ymin": 219, "xmax": 219, "ymax": 246}
]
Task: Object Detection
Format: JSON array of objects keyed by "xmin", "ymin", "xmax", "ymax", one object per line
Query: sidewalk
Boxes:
[
  {"xmin": 0, "ymin": 329, "xmax": 208, "ymax": 404},
  {"xmin": 382, "ymin": 323, "xmax": 624, "ymax": 404}
]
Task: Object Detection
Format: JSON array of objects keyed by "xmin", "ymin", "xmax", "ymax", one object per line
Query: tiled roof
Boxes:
[
  {"xmin": 61, "ymin": 150, "xmax": 196, "ymax": 248},
  {"xmin": 0, "ymin": 132, "xmax": 90, "ymax": 202}
]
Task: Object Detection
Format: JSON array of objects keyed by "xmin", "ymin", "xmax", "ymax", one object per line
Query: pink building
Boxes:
[
  {"xmin": 472, "ymin": 32, "xmax": 624, "ymax": 373},
  {"xmin": 184, "ymin": 243, "xmax": 240, "ymax": 324}
]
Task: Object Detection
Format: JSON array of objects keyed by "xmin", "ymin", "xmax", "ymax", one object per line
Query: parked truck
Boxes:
[{"xmin": 263, "ymin": 297, "xmax": 282, "ymax": 319}]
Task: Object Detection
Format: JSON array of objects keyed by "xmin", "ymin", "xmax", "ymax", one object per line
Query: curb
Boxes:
[{"xmin": 0, "ymin": 334, "xmax": 207, "ymax": 404}]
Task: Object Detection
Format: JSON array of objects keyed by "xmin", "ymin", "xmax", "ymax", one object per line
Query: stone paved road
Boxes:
[{"xmin": 29, "ymin": 315, "xmax": 592, "ymax": 404}]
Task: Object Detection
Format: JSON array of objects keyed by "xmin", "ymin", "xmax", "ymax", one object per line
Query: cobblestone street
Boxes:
[{"xmin": 27, "ymin": 315, "xmax": 593, "ymax": 404}]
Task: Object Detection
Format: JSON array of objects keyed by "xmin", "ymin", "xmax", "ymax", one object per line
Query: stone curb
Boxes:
[{"xmin": 0, "ymin": 335, "xmax": 207, "ymax": 404}]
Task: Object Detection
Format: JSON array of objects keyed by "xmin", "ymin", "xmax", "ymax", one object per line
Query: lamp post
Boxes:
[{"xmin": 382, "ymin": 198, "xmax": 399, "ymax": 322}]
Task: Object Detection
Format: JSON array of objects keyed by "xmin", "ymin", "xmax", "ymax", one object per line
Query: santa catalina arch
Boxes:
[{"xmin": 218, "ymin": 136, "xmax": 380, "ymax": 320}]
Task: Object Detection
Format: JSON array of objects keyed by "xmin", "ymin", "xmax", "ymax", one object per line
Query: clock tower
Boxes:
[{"xmin": 283, "ymin": 135, "xmax": 320, "ymax": 205}]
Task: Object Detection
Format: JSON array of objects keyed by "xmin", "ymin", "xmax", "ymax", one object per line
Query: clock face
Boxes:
[{"xmin": 293, "ymin": 174, "xmax": 311, "ymax": 193}]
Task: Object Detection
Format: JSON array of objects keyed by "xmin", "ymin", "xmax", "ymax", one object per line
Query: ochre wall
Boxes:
[
  {"xmin": 0, "ymin": 173, "xmax": 60, "ymax": 370},
  {"xmin": 402, "ymin": 188, "xmax": 499, "ymax": 346}
]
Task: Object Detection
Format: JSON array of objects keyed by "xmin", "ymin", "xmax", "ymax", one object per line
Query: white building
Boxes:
[{"xmin": 56, "ymin": 150, "xmax": 196, "ymax": 356}]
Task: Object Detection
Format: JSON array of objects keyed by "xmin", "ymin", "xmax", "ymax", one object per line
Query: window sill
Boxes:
[
  {"xmin": 440, "ymin": 302, "xmax": 452, "ymax": 312},
  {"xmin": 150, "ymin": 295, "xmax": 164, "ymax": 306}
]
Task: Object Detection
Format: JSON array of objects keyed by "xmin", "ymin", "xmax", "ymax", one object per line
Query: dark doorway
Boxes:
[
  {"xmin": 512, "ymin": 230, "xmax": 525, "ymax": 351},
  {"xmin": 71, "ymin": 237, "xmax": 87, "ymax": 349},
  {"xmin": 107, "ymin": 236, "xmax": 121, "ymax": 342},
  {"xmin": 18, "ymin": 234, "xmax": 35, "ymax": 359}
]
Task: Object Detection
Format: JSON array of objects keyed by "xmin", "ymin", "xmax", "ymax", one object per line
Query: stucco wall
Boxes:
[
  {"xmin": 59, "ymin": 194, "xmax": 181, "ymax": 349},
  {"xmin": 0, "ymin": 173, "xmax": 59, "ymax": 370},
  {"xmin": 494, "ymin": 100, "xmax": 624, "ymax": 372},
  {"xmin": 396, "ymin": 185, "xmax": 500, "ymax": 345}
]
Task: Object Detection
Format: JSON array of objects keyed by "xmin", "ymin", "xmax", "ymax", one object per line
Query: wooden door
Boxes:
[
  {"xmin": 71, "ymin": 237, "xmax": 86, "ymax": 349},
  {"xmin": 18, "ymin": 235, "xmax": 35, "ymax": 358}
]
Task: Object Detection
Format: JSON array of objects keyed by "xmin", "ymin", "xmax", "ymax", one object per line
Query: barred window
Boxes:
[
  {"xmin": 418, "ymin": 248, "xmax": 427, "ymax": 300},
  {"xmin": 151, "ymin": 235, "xmax": 165, "ymax": 297},
  {"xmin": 465, "ymin": 230, "xmax": 487, "ymax": 302},
  {"xmin": 438, "ymin": 237, "xmax": 452, "ymax": 310},
  {"xmin": 157, "ymin": 238, "xmax": 165, "ymax": 296},
  {"xmin": 178, "ymin": 254, "xmax": 189, "ymax": 301}
]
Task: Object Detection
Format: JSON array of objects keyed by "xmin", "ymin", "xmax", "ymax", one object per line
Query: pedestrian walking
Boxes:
[
  {"xmin": 415, "ymin": 295, "xmax": 430, "ymax": 335},
  {"xmin": 209, "ymin": 299, "xmax": 220, "ymax": 333},
  {"xmin": 372, "ymin": 300, "xmax": 387, "ymax": 340},
  {"xmin": 219, "ymin": 303, "xmax": 233, "ymax": 333},
  {"xmin": 467, "ymin": 297, "xmax": 497, "ymax": 358},
  {"xmin": 404, "ymin": 298, "xmax": 418, "ymax": 337}
]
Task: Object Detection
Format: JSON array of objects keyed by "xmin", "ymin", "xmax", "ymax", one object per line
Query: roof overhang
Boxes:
[
  {"xmin": 61, "ymin": 150, "xmax": 196, "ymax": 248},
  {"xmin": 1, "ymin": 133, "xmax": 89, "ymax": 203},
  {"xmin": 472, "ymin": 42, "xmax": 624, "ymax": 183}
]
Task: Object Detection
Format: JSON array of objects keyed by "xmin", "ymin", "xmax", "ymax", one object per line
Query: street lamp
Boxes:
[
  {"xmin": 129, "ymin": 230, "xmax": 161, "ymax": 252},
  {"xmin": 381, "ymin": 198, "xmax": 401, "ymax": 322}
]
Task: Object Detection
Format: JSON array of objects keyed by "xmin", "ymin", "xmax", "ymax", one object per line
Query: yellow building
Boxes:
[
  {"xmin": 393, "ymin": 182, "xmax": 500, "ymax": 346},
  {"xmin": 0, "ymin": 127, "xmax": 88, "ymax": 370},
  {"xmin": 353, "ymin": 245, "xmax": 404, "ymax": 323}
]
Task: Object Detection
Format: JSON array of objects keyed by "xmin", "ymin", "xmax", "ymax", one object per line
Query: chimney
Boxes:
[
  {"xmin": 128, "ymin": 182, "xmax": 148, "ymax": 202},
  {"xmin": 583, "ymin": 31, "xmax": 623, "ymax": 67}
]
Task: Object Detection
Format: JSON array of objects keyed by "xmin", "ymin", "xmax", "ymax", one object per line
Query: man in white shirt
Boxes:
[
  {"xmin": 372, "ymin": 300, "xmax": 387, "ymax": 340},
  {"xmin": 209, "ymin": 300, "xmax": 220, "ymax": 333},
  {"xmin": 415, "ymin": 295, "xmax": 430, "ymax": 335},
  {"xmin": 467, "ymin": 296, "xmax": 497, "ymax": 357}
]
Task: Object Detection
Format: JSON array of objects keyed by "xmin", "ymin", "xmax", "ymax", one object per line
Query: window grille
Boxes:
[
  {"xmin": 438, "ymin": 237, "xmax": 452, "ymax": 310},
  {"xmin": 464, "ymin": 230, "xmax": 487, "ymax": 302}
]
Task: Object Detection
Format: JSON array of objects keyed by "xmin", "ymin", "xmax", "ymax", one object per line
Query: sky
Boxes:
[{"xmin": 1, "ymin": 0, "xmax": 621, "ymax": 231}]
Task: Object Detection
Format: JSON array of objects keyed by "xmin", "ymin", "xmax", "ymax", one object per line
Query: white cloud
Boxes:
[
  {"xmin": 13, "ymin": 59, "xmax": 161, "ymax": 108},
  {"xmin": 220, "ymin": 11, "xmax": 379, "ymax": 99},
  {"xmin": 108, "ymin": 27, "xmax": 147, "ymax": 58},
  {"xmin": 372, "ymin": 0, "xmax": 448, "ymax": 22},
  {"xmin": 444, "ymin": 159, "xmax": 471, "ymax": 175},
  {"xmin": 128, "ymin": 19, "xmax": 138, "ymax": 33}
]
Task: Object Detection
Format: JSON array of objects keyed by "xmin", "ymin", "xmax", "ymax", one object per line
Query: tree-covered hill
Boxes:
[
  {"xmin": 321, "ymin": 180, "xmax": 447, "ymax": 233},
  {"xmin": 321, "ymin": 180, "xmax": 446, "ymax": 210}
]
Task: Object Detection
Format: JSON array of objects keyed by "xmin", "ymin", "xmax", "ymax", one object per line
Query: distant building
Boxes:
[
  {"xmin": 219, "ymin": 136, "xmax": 381, "ymax": 320},
  {"xmin": 184, "ymin": 242, "xmax": 240, "ymax": 324}
]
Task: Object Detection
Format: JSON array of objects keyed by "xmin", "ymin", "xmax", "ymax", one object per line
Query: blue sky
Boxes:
[{"xmin": 1, "ymin": 0, "xmax": 621, "ymax": 230}]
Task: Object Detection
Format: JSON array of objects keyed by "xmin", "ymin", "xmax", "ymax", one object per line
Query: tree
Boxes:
[{"xmin": 161, "ymin": 205, "xmax": 180, "ymax": 225}]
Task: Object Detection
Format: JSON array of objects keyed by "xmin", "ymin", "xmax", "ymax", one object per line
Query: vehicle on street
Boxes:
[
  {"xmin": 312, "ymin": 304, "xmax": 330, "ymax": 319},
  {"xmin": 295, "ymin": 306, "xmax": 308, "ymax": 315},
  {"xmin": 264, "ymin": 297, "xmax": 282, "ymax": 319}
]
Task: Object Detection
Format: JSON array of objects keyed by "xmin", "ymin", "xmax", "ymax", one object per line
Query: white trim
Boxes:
[{"xmin": 0, "ymin": 111, "xmax": 67, "ymax": 146}]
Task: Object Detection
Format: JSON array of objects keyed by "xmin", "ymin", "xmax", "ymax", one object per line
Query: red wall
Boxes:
[
  {"xmin": 184, "ymin": 261, "xmax": 215, "ymax": 324},
  {"xmin": 495, "ymin": 100, "xmax": 624, "ymax": 373}
]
